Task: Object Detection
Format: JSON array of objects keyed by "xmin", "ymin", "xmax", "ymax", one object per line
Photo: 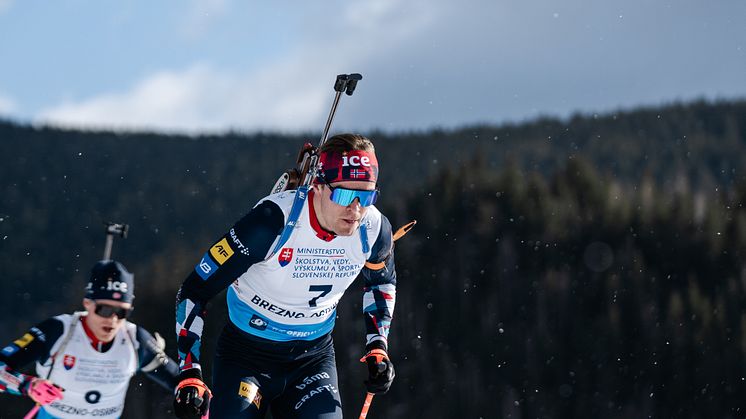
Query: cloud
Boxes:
[
  {"xmin": 33, "ymin": 0, "xmax": 745, "ymax": 134},
  {"xmin": 11, "ymin": 0, "xmax": 746, "ymax": 132},
  {"xmin": 34, "ymin": 0, "xmax": 442, "ymax": 133},
  {"xmin": 334, "ymin": 0, "xmax": 746, "ymax": 130},
  {"xmin": 36, "ymin": 63, "xmax": 329, "ymax": 133},
  {"xmin": 0, "ymin": 94, "xmax": 17, "ymax": 115}
]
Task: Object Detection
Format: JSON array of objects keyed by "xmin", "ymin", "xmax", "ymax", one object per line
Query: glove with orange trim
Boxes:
[
  {"xmin": 173, "ymin": 369, "xmax": 211, "ymax": 419},
  {"xmin": 360, "ymin": 342, "xmax": 395, "ymax": 394}
]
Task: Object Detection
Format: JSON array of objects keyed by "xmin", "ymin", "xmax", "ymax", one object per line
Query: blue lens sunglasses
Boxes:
[{"xmin": 322, "ymin": 180, "xmax": 379, "ymax": 207}]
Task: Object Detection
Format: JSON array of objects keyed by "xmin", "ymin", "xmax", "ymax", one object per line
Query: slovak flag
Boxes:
[
  {"xmin": 278, "ymin": 248, "xmax": 294, "ymax": 267},
  {"xmin": 63, "ymin": 354, "xmax": 76, "ymax": 370}
]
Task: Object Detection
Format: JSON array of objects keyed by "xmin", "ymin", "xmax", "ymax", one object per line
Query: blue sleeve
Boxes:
[{"xmin": 175, "ymin": 200, "xmax": 285, "ymax": 372}]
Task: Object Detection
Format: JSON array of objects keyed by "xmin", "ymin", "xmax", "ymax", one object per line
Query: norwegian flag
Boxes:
[
  {"xmin": 63, "ymin": 354, "xmax": 76, "ymax": 370},
  {"xmin": 349, "ymin": 168, "xmax": 367, "ymax": 179},
  {"xmin": 278, "ymin": 248, "xmax": 294, "ymax": 267}
]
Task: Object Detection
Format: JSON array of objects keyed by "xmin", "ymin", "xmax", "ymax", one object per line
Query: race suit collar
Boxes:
[
  {"xmin": 80, "ymin": 316, "xmax": 114, "ymax": 352},
  {"xmin": 308, "ymin": 189, "xmax": 336, "ymax": 242}
]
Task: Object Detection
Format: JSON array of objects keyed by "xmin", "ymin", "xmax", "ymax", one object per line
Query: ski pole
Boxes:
[
  {"xmin": 102, "ymin": 222, "xmax": 129, "ymax": 259},
  {"xmin": 358, "ymin": 392, "xmax": 375, "ymax": 419},
  {"xmin": 301, "ymin": 73, "xmax": 363, "ymax": 187},
  {"xmin": 23, "ymin": 404, "xmax": 40, "ymax": 419},
  {"xmin": 319, "ymin": 73, "xmax": 362, "ymax": 149}
]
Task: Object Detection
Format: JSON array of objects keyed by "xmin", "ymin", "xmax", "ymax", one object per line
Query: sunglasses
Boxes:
[
  {"xmin": 94, "ymin": 303, "xmax": 132, "ymax": 319},
  {"xmin": 324, "ymin": 182, "xmax": 379, "ymax": 207}
]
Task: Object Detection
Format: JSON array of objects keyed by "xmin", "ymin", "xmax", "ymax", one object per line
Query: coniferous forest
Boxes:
[{"xmin": 1, "ymin": 99, "xmax": 746, "ymax": 418}]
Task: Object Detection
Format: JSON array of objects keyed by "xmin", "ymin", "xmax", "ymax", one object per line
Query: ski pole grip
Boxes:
[
  {"xmin": 334, "ymin": 73, "xmax": 363, "ymax": 95},
  {"xmin": 345, "ymin": 73, "xmax": 362, "ymax": 95},
  {"xmin": 334, "ymin": 75, "xmax": 348, "ymax": 92}
]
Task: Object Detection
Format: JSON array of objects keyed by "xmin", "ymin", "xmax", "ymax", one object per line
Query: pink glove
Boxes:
[{"xmin": 24, "ymin": 377, "xmax": 64, "ymax": 405}]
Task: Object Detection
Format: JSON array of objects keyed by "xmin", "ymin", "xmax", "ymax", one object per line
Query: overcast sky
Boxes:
[{"xmin": 0, "ymin": 0, "xmax": 744, "ymax": 134}]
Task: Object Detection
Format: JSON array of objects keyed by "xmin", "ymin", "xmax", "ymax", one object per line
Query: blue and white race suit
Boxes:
[{"xmin": 175, "ymin": 188, "xmax": 397, "ymax": 417}]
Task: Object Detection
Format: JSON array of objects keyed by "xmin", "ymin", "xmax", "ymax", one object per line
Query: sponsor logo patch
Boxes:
[
  {"xmin": 249, "ymin": 315, "xmax": 268, "ymax": 331},
  {"xmin": 1, "ymin": 344, "xmax": 19, "ymax": 356},
  {"xmin": 342, "ymin": 154, "xmax": 372, "ymax": 167},
  {"xmin": 210, "ymin": 238, "xmax": 234, "ymax": 265},
  {"xmin": 63, "ymin": 354, "xmax": 76, "ymax": 370},
  {"xmin": 238, "ymin": 381, "xmax": 262, "ymax": 408},
  {"xmin": 30, "ymin": 327, "xmax": 46, "ymax": 342},
  {"xmin": 106, "ymin": 279, "xmax": 128, "ymax": 293},
  {"xmin": 196, "ymin": 253, "xmax": 218, "ymax": 280},
  {"xmin": 278, "ymin": 248, "xmax": 294, "ymax": 267},
  {"xmin": 230, "ymin": 229, "xmax": 251, "ymax": 256},
  {"xmin": 13, "ymin": 333, "xmax": 34, "ymax": 348}
]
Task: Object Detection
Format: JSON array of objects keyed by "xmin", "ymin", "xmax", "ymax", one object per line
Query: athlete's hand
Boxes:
[
  {"xmin": 360, "ymin": 343, "xmax": 395, "ymax": 394},
  {"xmin": 23, "ymin": 377, "xmax": 64, "ymax": 405},
  {"xmin": 174, "ymin": 370, "xmax": 211, "ymax": 419}
]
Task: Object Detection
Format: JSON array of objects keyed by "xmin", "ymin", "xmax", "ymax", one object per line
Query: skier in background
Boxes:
[
  {"xmin": 173, "ymin": 134, "xmax": 398, "ymax": 418},
  {"xmin": 0, "ymin": 259, "xmax": 179, "ymax": 419}
]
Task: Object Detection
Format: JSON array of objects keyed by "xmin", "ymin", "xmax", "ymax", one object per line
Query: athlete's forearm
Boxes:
[
  {"xmin": 174, "ymin": 247, "xmax": 258, "ymax": 370},
  {"xmin": 174, "ymin": 243, "xmax": 248, "ymax": 370},
  {"xmin": 144, "ymin": 358, "xmax": 180, "ymax": 390},
  {"xmin": 175, "ymin": 291, "xmax": 209, "ymax": 372},
  {"xmin": 361, "ymin": 215, "xmax": 398, "ymax": 347},
  {"xmin": 362, "ymin": 254, "xmax": 397, "ymax": 347},
  {"xmin": 362, "ymin": 286, "xmax": 396, "ymax": 346},
  {"xmin": 135, "ymin": 326, "xmax": 180, "ymax": 390},
  {"xmin": 0, "ymin": 361, "xmax": 31, "ymax": 396}
]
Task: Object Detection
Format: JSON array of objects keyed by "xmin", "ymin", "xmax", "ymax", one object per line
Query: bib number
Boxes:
[
  {"xmin": 308, "ymin": 285, "xmax": 332, "ymax": 307},
  {"xmin": 85, "ymin": 390, "xmax": 101, "ymax": 404}
]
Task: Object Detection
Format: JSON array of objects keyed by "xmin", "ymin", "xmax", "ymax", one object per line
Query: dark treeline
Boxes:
[
  {"xmin": 393, "ymin": 157, "xmax": 746, "ymax": 418},
  {"xmin": 1, "ymin": 98, "xmax": 746, "ymax": 418}
]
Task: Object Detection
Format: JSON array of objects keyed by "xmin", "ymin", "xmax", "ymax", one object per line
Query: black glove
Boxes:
[
  {"xmin": 173, "ymin": 369, "xmax": 211, "ymax": 419},
  {"xmin": 359, "ymin": 342, "xmax": 395, "ymax": 394}
]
